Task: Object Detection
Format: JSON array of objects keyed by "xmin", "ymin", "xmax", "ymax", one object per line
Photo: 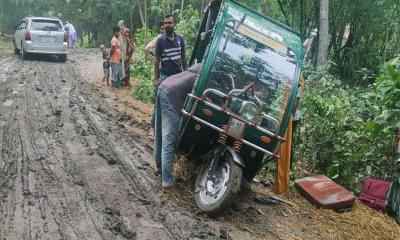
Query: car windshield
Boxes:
[
  {"xmin": 205, "ymin": 19, "xmax": 297, "ymax": 123},
  {"xmin": 30, "ymin": 20, "xmax": 63, "ymax": 31}
]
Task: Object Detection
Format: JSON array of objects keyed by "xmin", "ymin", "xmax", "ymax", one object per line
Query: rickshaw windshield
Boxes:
[{"xmin": 205, "ymin": 18, "xmax": 297, "ymax": 126}]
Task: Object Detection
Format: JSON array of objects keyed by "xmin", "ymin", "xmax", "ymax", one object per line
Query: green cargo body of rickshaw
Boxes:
[{"xmin": 176, "ymin": 0, "xmax": 304, "ymax": 216}]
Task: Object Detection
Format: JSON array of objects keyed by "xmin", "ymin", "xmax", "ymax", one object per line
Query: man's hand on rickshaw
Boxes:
[{"xmin": 154, "ymin": 79, "xmax": 160, "ymax": 86}]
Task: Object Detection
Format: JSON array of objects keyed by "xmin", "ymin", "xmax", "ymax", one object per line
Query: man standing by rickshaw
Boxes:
[{"xmin": 153, "ymin": 14, "xmax": 187, "ymax": 176}]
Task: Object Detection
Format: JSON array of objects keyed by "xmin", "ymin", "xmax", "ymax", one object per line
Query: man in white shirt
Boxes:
[{"xmin": 145, "ymin": 21, "xmax": 165, "ymax": 57}]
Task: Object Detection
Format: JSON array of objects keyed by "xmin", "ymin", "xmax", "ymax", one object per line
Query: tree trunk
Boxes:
[
  {"xmin": 317, "ymin": 0, "xmax": 329, "ymax": 66},
  {"xmin": 201, "ymin": 0, "xmax": 205, "ymax": 17},
  {"xmin": 181, "ymin": 0, "xmax": 185, "ymax": 16},
  {"xmin": 137, "ymin": 0, "xmax": 146, "ymax": 27},
  {"xmin": 300, "ymin": 0, "xmax": 304, "ymax": 39},
  {"xmin": 80, "ymin": 33, "xmax": 83, "ymax": 47},
  {"xmin": 88, "ymin": 32, "xmax": 91, "ymax": 46},
  {"xmin": 382, "ymin": 22, "xmax": 390, "ymax": 63},
  {"xmin": 130, "ymin": 1, "xmax": 137, "ymax": 32},
  {"xmin": 276, "ymin": 0, "xmax": 291, "ymax": 26},
  {"xmin": 262, "ymin": 1, "xmax": 269, "ymax": 15},
  {"xmin": 144, "ymin": 0, "xmax": 148, "ymax": 28}
]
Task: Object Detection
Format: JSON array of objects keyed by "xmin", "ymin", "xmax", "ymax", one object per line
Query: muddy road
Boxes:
[
  {"xmin": 1, "ymin": 47, "xmax": 399, "ymax": 240},
  {"xmin": 0, "ymin": 50, "xmax": 221, "ymax": 240}
]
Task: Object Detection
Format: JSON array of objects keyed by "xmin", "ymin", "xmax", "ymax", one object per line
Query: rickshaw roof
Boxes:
[{"xmin": 221, "ymin": 0, "xmax": 304, "ymax": 60}]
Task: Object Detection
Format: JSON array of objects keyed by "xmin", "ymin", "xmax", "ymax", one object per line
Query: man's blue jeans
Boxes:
[{"xmin": 154, "ymin": 89, "xmax": 181, "ymax": 187}]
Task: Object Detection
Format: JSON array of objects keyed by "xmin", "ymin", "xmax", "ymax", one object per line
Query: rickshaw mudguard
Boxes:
[{"xmin": 225, "ymin": 146, "xmax": 245, "ymax": 168}]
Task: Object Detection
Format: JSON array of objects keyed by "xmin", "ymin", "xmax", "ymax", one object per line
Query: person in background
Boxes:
[
  {"xmin": 155, "ymin": 15, "xmax": 187, "ymax": 85},
  {"xmin": 65, "ymin": 21, "xmax": 77, "ymax": 48},
  {"xmin": 146, "ymin": 21, "xmax": 166, "ymax": 139},
  {"xmin": 145, "ymin": 21, "xmax": 165, "ymax": 57},
  {"xmin": 124, "ymin": 28, "xmax": 135, "ymax": 87},
  {"xmin": 100, "ymin": 44, "xmax": 110, "ymax": 86},
  {"xmin": 117, "ymin": 20, "xmax": 127, "ymax": 87},
  {"xmin": 110, "ymin": 26, "xmax": 121, "ymax": 92}
]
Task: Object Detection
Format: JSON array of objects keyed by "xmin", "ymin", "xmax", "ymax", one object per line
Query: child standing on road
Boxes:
[{"xmin": 100, "ymin": 45, "xmax": 110, "ymax": 86}]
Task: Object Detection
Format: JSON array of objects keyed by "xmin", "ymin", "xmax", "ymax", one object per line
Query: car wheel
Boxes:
[
  {"xmin": 59, "ymin": 54, "xmax": 67, "ymax": 62},
  {"xmin": 13, "ymin": 40, "xmax": 19, "ymax": 54},
  {"xmin": 21, "ymin": 43, "xmax": 28, "ymax": 60}
]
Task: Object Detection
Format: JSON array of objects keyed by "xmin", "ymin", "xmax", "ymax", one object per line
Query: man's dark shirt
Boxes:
[
  {"xmin": 156, "ymin": 33, "xmax": 185, "ymax": 77},
  {"xmin": 159, "ymin": 64, "xmax": 202, "ymax": 112}
]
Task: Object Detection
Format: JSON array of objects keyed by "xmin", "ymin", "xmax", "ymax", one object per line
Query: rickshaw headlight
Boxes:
[{"xmin": 239, "ymin": 101, "xmax": 259, "ymax": 122}]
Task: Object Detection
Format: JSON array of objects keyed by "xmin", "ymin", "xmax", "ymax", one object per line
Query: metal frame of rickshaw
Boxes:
[{"xmin": 179, "ymin": 0, "xmax": 304, "ymax": 162}]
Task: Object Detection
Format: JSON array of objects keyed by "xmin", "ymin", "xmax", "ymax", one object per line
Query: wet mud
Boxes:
[
  {"xmin": 0, "ymin": 51, "xmax": 220, "ymax": 240},
  {"xmin": 2, "ymin": 48, "xmax": 398, "ymax": 240}
]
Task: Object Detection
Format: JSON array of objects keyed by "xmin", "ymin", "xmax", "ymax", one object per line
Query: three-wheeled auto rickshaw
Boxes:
[{"xmin": 176, "ymin": 0, "xmax": 305, "ymax": 216}]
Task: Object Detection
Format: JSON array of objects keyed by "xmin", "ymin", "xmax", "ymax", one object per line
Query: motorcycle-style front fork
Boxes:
[
  {"xmin": 207, "ymin": 127, "xmax": 229, "ymax": 184},
  {"xmin": 207, "ymin": 145, "xmax": 225, "ymax": 184}
]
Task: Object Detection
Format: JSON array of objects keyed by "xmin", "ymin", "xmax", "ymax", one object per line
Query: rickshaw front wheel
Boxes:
[{"xmin": 195, "ymin": 151, "xmax": 242, "ymax": 217}]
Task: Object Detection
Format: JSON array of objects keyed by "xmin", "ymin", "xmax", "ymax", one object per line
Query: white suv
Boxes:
[{"xmin": 13, "ymin": 17, "xmax": 68, "ymax": 61}]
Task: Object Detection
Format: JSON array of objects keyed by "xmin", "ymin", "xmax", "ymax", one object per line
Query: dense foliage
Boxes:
[
  {"xmin": 2, "ymin": 0, "xmax": 399, "ymax": 78},
  {"xmin": 297, "ymin": 58, "xmax": 400, "ymax": 191}
]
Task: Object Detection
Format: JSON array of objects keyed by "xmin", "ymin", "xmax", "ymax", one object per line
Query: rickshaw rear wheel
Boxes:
[{"xmin": 195, "ymin": 151, "xmax": 242, "ymax": 217}]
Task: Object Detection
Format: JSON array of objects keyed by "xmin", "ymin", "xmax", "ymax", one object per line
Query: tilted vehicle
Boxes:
[
  {"xmin": 13, "ymin": 17, "xmax": 68, "ymax": 61},
  {"xmin": 176, "ymin": 0, "xmax": 305, "ymax": 216}
]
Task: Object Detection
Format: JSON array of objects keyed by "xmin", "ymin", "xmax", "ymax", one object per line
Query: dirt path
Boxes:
[
  {"xmin": 0, "ymin": 50, "xmax": 220, "ymax": 240},
  {"xmin": 1, "ymin": 46, "xmax": 399, "ymax": 240}
]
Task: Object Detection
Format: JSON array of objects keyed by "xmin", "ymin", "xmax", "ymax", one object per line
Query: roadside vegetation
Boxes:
[
  {"xmin": 297, "ymin": 59, "xmax": 400, "ymax": 192},
  {"xmin": 1, "ymin": 0, "xmax": 399, "ymax": 192}
]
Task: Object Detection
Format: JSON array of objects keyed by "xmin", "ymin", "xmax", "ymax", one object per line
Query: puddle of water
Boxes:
[{"xmin": 3, "ymin": 99, "xmax": 13, "ymax": 107}]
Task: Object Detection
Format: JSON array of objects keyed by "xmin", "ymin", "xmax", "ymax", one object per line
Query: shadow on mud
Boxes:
[{"xmin": 17, "ymin": 53, "xmax": 66, "ymax": 63}]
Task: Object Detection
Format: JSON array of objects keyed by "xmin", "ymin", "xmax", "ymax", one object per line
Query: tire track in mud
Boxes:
[
  {"xmin": 19, "ymin": 62, "xmax": 79, "ymax": 240},
  {"xmin": 22, "ymin": 61, "xmax": 110, "ymax": 240},
  {"xmin": 12, "ymin": 59, "xmax": 69, "ymax": 239},
  {"xmin": 67, "ymin": 68, "xmax": 178, "ymax": 240},
  {"xmin": 0, "ymin": 57, "xmax": 27, "ymax": 239},
  {"xmin": 49, "ymin": 60, "xmax": 169, "ymax": 240},
  {"xmin": 70, "ymin": 50, "xmax": 220, "ymax": 240},
  {"xmin": 0, "ymin": 57, "xmax": 104, "ymax": 240},
  {"xmin": 1, "ymin": 52, "xmax": 220, "ymax": 240}
]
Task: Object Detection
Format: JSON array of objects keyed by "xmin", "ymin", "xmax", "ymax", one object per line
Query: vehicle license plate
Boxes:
[
  {"xmin": 41, "ymin": 36, "xmax": 54, "ymax": 44},
  {"xmin": 227, "ymin": 118, "xmax": 245, "ymax": 138}
]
